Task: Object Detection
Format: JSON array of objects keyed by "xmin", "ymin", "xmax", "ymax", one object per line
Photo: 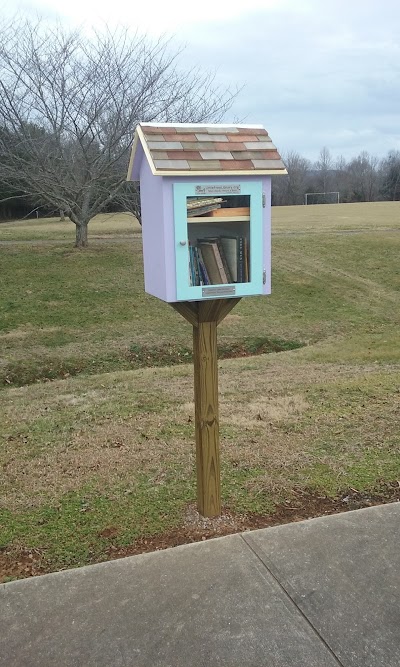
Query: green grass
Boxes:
[
  {"xmin": 0, "ymin": 211, "xmax": 140, "ymax": 241},
  {"xmin": 0, "ymin": 475, "xmax": 194, "ymax": 571},
  {"xmin": 2, "ymin": 216, "xmax": 399, "ymax": 386},
  {"xmin": 1, "ymin": 202, "xmax": 400, "ymax": 579}
]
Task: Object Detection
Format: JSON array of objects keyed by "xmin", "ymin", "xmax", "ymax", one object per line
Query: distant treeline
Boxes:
[
  {"xmin": 272, "ymin": 147, "xmax": 400, "ymax": 206},
  {"xmin": 1, "ymin": 146, "xmax": 400, "ymax": 221}
]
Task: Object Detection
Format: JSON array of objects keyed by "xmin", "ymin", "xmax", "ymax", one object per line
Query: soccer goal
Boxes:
[{"xmin": 304, "ymin": 192, "xmax": 340, "ymax": 205}]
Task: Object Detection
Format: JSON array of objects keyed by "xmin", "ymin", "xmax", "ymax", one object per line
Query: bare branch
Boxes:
[{"xmin": 0, "ymin": 20, "xmax": 237, "ymax": 245}]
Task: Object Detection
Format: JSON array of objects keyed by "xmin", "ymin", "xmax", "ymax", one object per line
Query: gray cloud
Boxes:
[{"xmin": 178, "ymin": 0, "xmax": 400, "ymax": 160}]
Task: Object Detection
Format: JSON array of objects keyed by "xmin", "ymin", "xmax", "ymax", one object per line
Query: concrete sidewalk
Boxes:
[{"xmin": 2, "ymin": 503, "xmax": 400, "ymax": 667}]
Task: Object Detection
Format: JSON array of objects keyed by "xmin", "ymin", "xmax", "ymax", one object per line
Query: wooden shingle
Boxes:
[{"xmin": 128, "ymin": 123, "xmax": 287, "ymax": 177}]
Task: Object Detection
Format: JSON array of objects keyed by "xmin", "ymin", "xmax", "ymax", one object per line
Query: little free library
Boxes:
[{"xmin": 128, "ymin": 123, "xmax": 286, "ymax": 517}]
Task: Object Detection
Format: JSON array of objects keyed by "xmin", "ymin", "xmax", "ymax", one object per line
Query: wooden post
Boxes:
[
  {"xmin": 193, "ymin": 317, "xmax": 220, "ymax": 516},
  {"xmin": 172, "ymin": 298, "xmax": 241, "ymax": 517}
]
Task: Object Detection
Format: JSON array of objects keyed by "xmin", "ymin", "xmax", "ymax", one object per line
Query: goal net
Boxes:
[{"xmin": 304, "ymin": 192, "xmax": 340, "ymax": 205}]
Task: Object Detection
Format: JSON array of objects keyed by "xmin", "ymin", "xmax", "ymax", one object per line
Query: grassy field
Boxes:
[
  {"xmin": 0, "ymin": 211, "xmax": 141, "ymax": 242},
  {"xmin": 1, "ymin": 201, "xmax": 399, "ymax": 580}
]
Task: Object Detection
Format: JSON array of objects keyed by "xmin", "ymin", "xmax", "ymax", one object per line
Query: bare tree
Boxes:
[
  {"xmin": 314, "ymin": 146, "xmax": 333, "ymax": 193},
  {"xmin": 381, "ymin": 150, "xmax": 400, "ymax": 201},
  {"xmin": 347, "ymin": 151, "xmax": 380, "ymax": 202},
  {"xmin": 283, "ymin": 151, "xmax": 311, "ymax": 205},
  {"xmin": 332, "ymin": 155, "xmax": 349, "ymax": 202},
  {"xmin": 0, "ymin": 20, "xmax": 237, "ymax": 246},
  {"xmin": 272, "ymin": 151, "xmax": 311, "ymax": 206}
]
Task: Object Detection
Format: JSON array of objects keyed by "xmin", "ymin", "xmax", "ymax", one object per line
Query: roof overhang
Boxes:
[{"xmin": 127, "ymin": 123, "xmax": 288, "ymax": 180}]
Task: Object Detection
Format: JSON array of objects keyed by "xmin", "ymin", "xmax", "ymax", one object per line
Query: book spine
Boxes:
[
  {"xmin": 237, "ymin": 237, "xmax": 244, "ymax": 283},
  {"xmin": 220, "ymin": 236, "xmax": 238, "ymax": 282},
  {"xmin": 198, "ymin": 242, "xmax": 223, "ymax": 285},
  {"xmin": 196, "ymin": 247, "xmax": 210, "ymax": 285},
  {"xmin": 211, "ymin": 242, "xmax": 228, "ymax": 284},
  {"xmin": 193, "ymin": 246, "xmax": 201, "ymax": 286},
  {"xmin": 216, "ymin": 239, "xmax": 233, "ymax": 284},
  {"xmin": 244, "ymin": 237, "xmax": 249, "ymax": 282},
  {"xmin": 189, "ymin": 245, "xmax": 195, "ymax": 286}
]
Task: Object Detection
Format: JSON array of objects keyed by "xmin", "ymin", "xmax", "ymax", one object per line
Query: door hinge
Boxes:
[
  {"xmin": 263, "ymin": 269, "xmax": 266, "ymax": 284},
  {"xmin": 262, "ymin": 193, "xmax": 266, "ymax": 208}
]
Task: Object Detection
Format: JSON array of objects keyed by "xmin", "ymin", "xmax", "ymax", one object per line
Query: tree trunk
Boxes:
[{"xmin": 75, "ymin": 223, "xmax": 88, "ymax": 247}]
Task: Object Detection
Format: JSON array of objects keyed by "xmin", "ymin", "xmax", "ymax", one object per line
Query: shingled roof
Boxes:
[{"xmin": 128, "ymin": 123, "xmax": 287, "ymax": 178}]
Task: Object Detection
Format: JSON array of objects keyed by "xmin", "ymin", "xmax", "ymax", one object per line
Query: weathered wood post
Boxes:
[
  {"xmin": 173, "ymin": 299, "xmax": 240, "ymax": 516},
  {"xmin": 194, "ymin": 310, "xmax": 220, "ymax": 516},
  {"xmin": 127, "ymin": 121, "xmax": 286, "ymax": 517}
]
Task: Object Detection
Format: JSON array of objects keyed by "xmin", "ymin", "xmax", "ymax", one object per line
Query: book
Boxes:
[
  {"xmin": 237, "ymin": 237, "xmax": 245, "ymax": 283},
  {"xmin": 243, "ymin": 237, "xmax": 249, "ymax": 282},
  {"xmin": 197, "ymin": 242, "xmax": 223, "ymax": 285},
  {"xmin": 193, "ymin": 246, "xmax": 201, "ymax": 285},
  {"xmin": 197, "ymin": 239, "xmax": 229, "ymax": 284},
  {"xmin": 187, "ymin": 203, "xmax": 222, "ymax": 217},
  {"xmin": 187, "ymin": 197, "xmax": 223, "ymax": 211},
  {"xmin": 187, "ymin": 198, "xmax": 223, "ymax": 217},
  {"xmin": 216, "ymin": 238, "xmax": 233, "ymax": 284},
  {"xmin": 246, "ymin": 238, "xmax": 250, "ymax": 282},
  {"xmin": 211, "ymin": 242, "xmax": 229, "ymax": 284},
  {"xmin": 196, "ymin": 247, "xmax": 210, "ymax": 285},
  {"xmin": 189, "ymin": 244, "xmax": 195, "ymax": 286},
  {"xmin": 220, "ymin": 236, "xmax": 238, "ymax": 282},
  {"xmin": 189, "ymin": 244, "xmax": 203, "ymax": 286}
]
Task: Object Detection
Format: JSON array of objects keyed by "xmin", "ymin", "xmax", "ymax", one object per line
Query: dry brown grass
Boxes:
[
  {"xmin": 272, "ymin": 201, "xmax": 400, "ymax": 232},
  {"xmin": 0, "ymin": 212, "xmax": 141, "ymax": 241},
  {"xmin": 278, "ymin": 246, "xmax": 400, "ymax": 306},
  {"xmin": 2, "ymin": 349, "xmax": 399, "ymax": 511}
]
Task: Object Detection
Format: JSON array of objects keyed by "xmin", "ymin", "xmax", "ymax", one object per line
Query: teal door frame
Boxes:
[{"xmin": 174, "ymin": 181, "xmax": 263, "ymax": 301}]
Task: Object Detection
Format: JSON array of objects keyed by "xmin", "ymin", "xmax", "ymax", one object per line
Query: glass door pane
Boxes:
[{"xmin": 186, "ymin": 194, "xmax": 251, "ymax": 287}]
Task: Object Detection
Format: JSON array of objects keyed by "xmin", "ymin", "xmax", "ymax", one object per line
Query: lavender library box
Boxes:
[{"xmin": 127, "ymin": 123, "xmax": 287, "ymax": 303}]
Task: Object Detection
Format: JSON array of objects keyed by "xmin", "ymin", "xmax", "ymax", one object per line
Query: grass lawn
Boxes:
[
  {"xmin": 1, "ymin": 201, "xmax": 400, "ymax": 580},
  {"xmin": 0, "ymin": 211, "xmax": 141, "ymax": 242}
]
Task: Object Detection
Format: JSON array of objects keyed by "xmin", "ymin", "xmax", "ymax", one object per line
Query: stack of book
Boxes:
[
  {"xmin": 187, "ymin": 198, "xmax": 223, "ymax": 217},
  {"xmin": 189, "ymin": 236, "xmax": 249, "ymax": 286}
]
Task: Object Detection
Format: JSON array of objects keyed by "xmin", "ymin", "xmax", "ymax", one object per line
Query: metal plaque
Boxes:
[
  {"xmin": 195, "ymin": 185, "xmax": 241, "ymax": 196},
  {"xmin": 202, "ymin": 286, "xmax": 236, "ymax": 297}
]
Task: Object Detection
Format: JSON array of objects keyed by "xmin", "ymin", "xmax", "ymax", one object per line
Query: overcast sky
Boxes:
[{"xmin": 2, "ymin": 0, "xmax": 400, "ymax": 162}]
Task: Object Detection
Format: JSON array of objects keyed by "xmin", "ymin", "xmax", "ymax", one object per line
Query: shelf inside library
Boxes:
[{"xmin": 187, "ymin": 216, "xmax": 250, "ymax": 223}]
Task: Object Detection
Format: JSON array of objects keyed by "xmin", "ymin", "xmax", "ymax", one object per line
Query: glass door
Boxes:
[{"xmin": 174, "ymin": 182, "xmax": 263, "ymax": 301}]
